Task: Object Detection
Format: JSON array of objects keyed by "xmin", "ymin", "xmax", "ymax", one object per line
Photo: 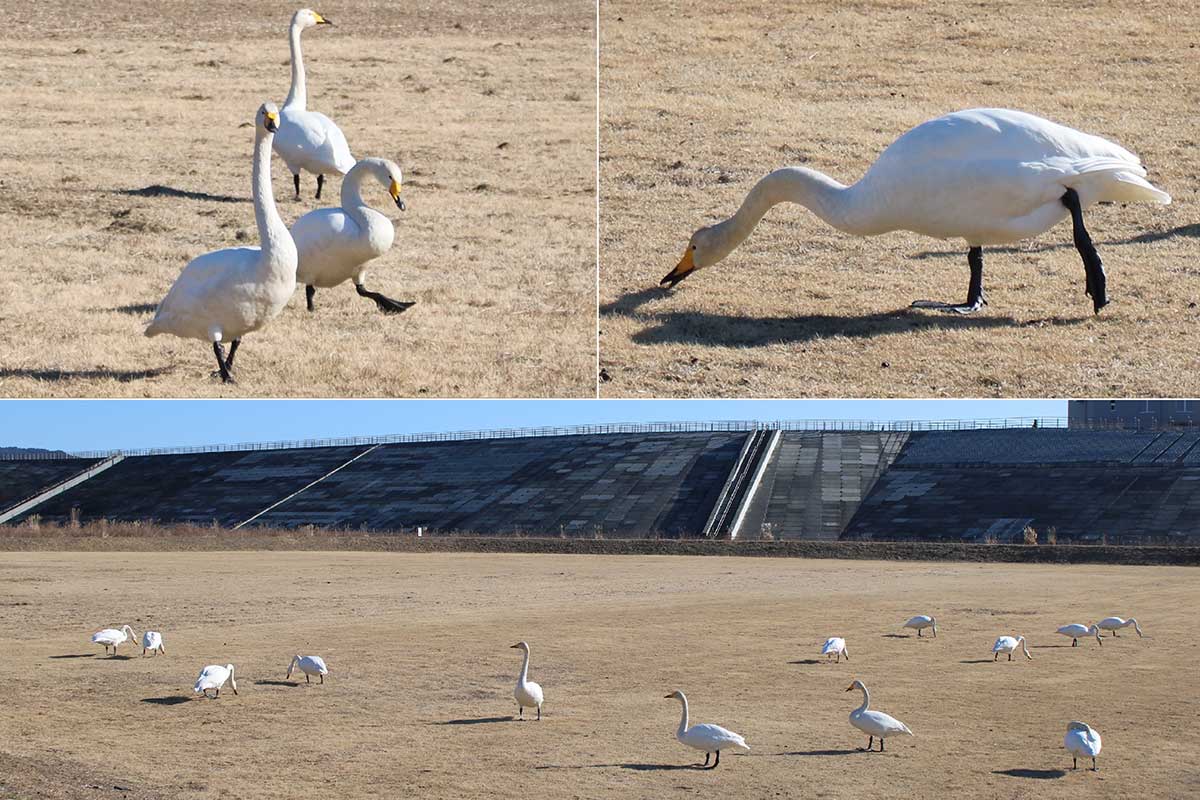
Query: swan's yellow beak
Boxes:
[
  {"xmin": 314, "ymin": 12, "xmax": 332, "ymax": 24},
  {"xmin": 264, "ymin": 112, "xmax": 279, "ymax": 133},
  {"xmin": 660, "ymin": 247, "xmax": 695, "ymax": 288},
  {"xmin": 390, "ymin": 179, "xmax": 406, "ymax": 211}
]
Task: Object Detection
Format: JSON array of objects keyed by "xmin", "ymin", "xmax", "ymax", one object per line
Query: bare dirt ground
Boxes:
[
  {"xmin": 0, "ymin": 1, "xmax": 595, "ymax": 397},
  {"xmin": 599, "ymin": 0, "xmax": 1200, "ymax": 397},
  {"xmin": 1, "ymin": 551, "xmax": 1194, "ymax": 799}
]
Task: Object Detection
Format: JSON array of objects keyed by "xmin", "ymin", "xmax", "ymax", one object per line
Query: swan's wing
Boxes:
[
  {"xmin": 275, "ymin": 110, "xmax": 354, "ymax": 174},
  {"xmin": 525, "ymin": 680, "xmax": 544, "ymax": 704},
  {"xmin": 864, "ymin": 710, "xmax": 912, "ymax": 735},
  {"xmin": 291, "ymin": 208, "xmax": 363, "ymax": 283},
  {"xmin": 152, "ymin": 248, "xmax": 261, "ymax": 317},
  {"xmin": 687, "ymin": 723, "xmax": 748, "ymax": 749}
]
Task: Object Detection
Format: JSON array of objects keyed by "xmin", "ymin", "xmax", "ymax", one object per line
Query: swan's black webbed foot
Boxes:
[
  {"xmin": 306, "ymin": 285, "xmax": 316, "ymax": 312},
  {"xmin": 1061, "ymin": 187, "xmax": 1108, "ymax": 314},
  {"xmin": 355, "ymin": 283, "xmax": 415, "ymax": 314},
  {"xmin": 911, "ymin": 246, "xmax": 987, "ymax": 314}
]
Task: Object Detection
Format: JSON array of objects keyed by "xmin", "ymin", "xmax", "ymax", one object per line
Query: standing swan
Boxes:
[
  {"xmin": 821, "ymin": 637, "xmax": 849, "ymax": 662},
  {"xmin": 993, "ymin": 635, "xmax": 1033, "ymax": 661},
  {"xmin": 286, "ymin": 654, "xmax": 329, "ymax": 684},
  {"xmin": 845, "ymin": 679, "xmax": 912, "ymax": 752},
  {"xmin": 194, "ymin": 664, "xmax": 238, "ymax": 698},
  {"xmin": 1064, "ymin": 721, "xmax": 1102, "ymax": 770},
  {"xmin": 903, "ymin": 615, "xmax": 937, "ymax": 637},
  {"xmin": 1095, "ymin": 616, "xmax": 1143, "ymax": 638},
  {"xmin": 141, "ymin": 631, "xmax": 166, "ymax": 656},
  {"xmin": 664, "ymin": 690, "xmax": 749, "ymax": 768},
  {"xmin": 292, "ymin": 158, "xmax": 414, "ymax": 314},
  {"xmin": 510, "ymin": 641, "xmax": 544, "ymax": 720},
  {"xmin": 274, "ymin": 9, "xmax": 354, "ymax": 200},
  {"xmin": 91, "ymin": 625, "xmax": 136, "ymax": 656},
  {"xmin": 663, "ymin": 108, "xmax": 1170, "ymax": 313},
  {"xmin": 146, "ymin": 103, "xmax": 298, "ymax": 383},
  {"xmin": 1056, "ymin": 624, "xmax": 1102, "ymax": 647}
]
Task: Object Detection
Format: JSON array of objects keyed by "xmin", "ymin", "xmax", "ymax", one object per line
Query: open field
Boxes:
[
  {"xmin": 599, "ymin": 0, "xmax": 1200, "ymax": 397},
  {"xmin": 0, "ymin": 1, "xmax": 595, "ymax": 397},
  {"xmin": 1, "ymin": 551, "xmax": 1195, "ymax": 799}
]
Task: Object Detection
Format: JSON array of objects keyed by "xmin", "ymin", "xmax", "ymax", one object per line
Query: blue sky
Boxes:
[{"xmin": 0, "ymin": 399, "xmax": 1065, "ymax": 452}]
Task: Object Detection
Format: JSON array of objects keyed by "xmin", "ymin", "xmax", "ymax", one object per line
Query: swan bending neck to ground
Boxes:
[
  {"xmin": 1057, "ymin": 623, "xmax": 1102, "ymax": 647},
  {"xmin": 146, "ymin": 103, "xmax": 296, "ymax": 383},
  {"xmin": 993, "ymin": 635, "xmax": 1033, "ymax": 661},
  {"xmin": 662, "ymin": 108, "xmax": 1170, "ymax": 314},
  {"xmin": 845, "ymin": 679, "xmax": 913, "ymax": 752},
  {"xmin": 904, "ymin": 615, "xmax": 937, "ymax": 637},
  {"xmin": 141, "ymin": 631, "xmax": 165, "ymax": 656},
  {"xmin": 286, "ymin": 654, "xmax": 329, "ymax": 684},
  {"xmin": 1096, "ymin": 616, "xmax": 1143, "ymax": 637},
  {"xmin": 665, "ymin": 690, "xmax": 749, "ymax": 769},
  {"xmin": 92, "ymin": 625, "xmax": 136, "ymax": 655},
  {"xmin": 822, "ymin": 636, "xmax": 849, "ymax": 662},
  {"xmin": 1064, "ymin": 721, "xmax": 1102, "ymax": 770},
  {"xmin": 511, "ymin": 641, "xmax": 544, "ymax": 720},
  {"xmin": 293, "ymin": 158, "xmax": 414, "ymax": 314},
  {"xmin": 194, "ymin": 664, "xmax": 238, "ymax": 698}
]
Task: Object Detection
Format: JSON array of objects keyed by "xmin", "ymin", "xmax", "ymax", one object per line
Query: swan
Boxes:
[
  {"xmin": 511, "ymin": 641, "xmax": 544, "ymax": 720},
  {"xmin": 141, "ymin": 631, "xmax": 165, "ymax": 656},
  {"xmin": 992, "ymin": 635, "xmax": 1033, "ymax": 661},
  {"xmin": 663, "ymin": 108, "xmax": 1170, "ymax": 314},
  {"xmin": 1064, "ymin": 720, "xmax": 1102, "ymax": 770},
  {"xmin": 1056, "ymin": 624, "xmax": 1102, "ymax": 647},
  {"xmin": 146, "ymin": 103, "xmax": 298, "ymax": 383},
  {"xmin": 292, "ymin": 158, "xmax": 414, "ymax": 314},
  {"xmin": 1095, "ymin": 616, "xmax": 1143, "ymax": 638},
  {"xmin": 903, "ymin": 615, "xmax": 937, "ymax": 637},
  {"xmin": 274, "ymin": 8, "xmax": 354, "ymax": 200},
  {"xmin": 194, "ymin": 664, "xmax": 238, "ymax": 698},
  {"xmin": 821, "ymin": 637, "xmax": 849, "ymax": 662},
  {"xmin": 845, "ymin": 679, "xmax": 912, "ymax": 752},
  {"xmin": 665, "ymin": 690, "xmax": 749, "ymax": 768},
  {"xmin": 91, "ymin": 625, "xmax": 136, "ymax": 655},
  {"xmin": 286, "ymin": 654, "xmax": 328, "ymax": 684}
]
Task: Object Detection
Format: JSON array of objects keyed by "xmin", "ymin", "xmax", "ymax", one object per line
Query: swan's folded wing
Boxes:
[{"xmin": 279, "ymin": 111, "xmax": 354, "ymax": 174}]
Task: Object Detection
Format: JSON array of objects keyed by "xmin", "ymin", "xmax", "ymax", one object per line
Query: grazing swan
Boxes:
[
  {"xmin": 1056, "ymin": 623, "xmax": 1102, "ymax": 647},
  {"xmin": 1095, "ymin": 616, "xmax": 1143, "ymax": 637},
  {"xmin": 146, "ymin": 103, "xmax": 298, "ymax": 383},
  {"xmin": 663, "ymin": 108, "xmax": 1170, "ymax": 314},
  {"xmin": 821, "ymin": 637, "xmax": 849, "ymax": 662},
  {"xmin": 1064, "ymin": 720, "xmax": 1102, "ymax": 770},
  {"xmin": 511, "ymin": 641, "xmax": 544, "ymax": 720},
  {"xmin": 292, "ymin": 158, "xmax": 414, "ymax": 314},
  {"xmin": 665, "ymin": 690, "xmax": 749, "ymax": 768},
  {"xmin": 286, "ymin": 654, "xmax": 329, "ymax": 684},
  {"xmin": 274, "ymin": 8, "xmax": 354, "ymax": 200},
  {"xmin": 91, "ymin": 625, "xmax": 136, "ymax": 655},
  {"xmin": 903, "ymin": 615, "xmax": 937, "ymax": 637},
  {"xmin": 141, "ymin": 631, "xmax": 166, "ymax": 656},
  {"xmin": 194, "ymin": 664, "xmax": 238, "ymax": 698},
  {"xmin": 992, "ymin": 635, "xmax": 1033, "ymax": 661},
  {"xmin": 845, "ymin": 679, "xmax": 912, "ymax": 752}
]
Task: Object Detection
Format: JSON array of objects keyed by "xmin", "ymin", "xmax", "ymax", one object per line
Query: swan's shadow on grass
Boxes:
[
  {"xmin": 48, "ymin": 653, "xmax": 95, "ymax": 659},
  {"xmin": 0, "ymin": 367, "xmax": 173, "ymax": 383},
  {"xmin": 881, "ymin": 634, "xmax": 911, "ymax": 639},
  {"xmin": 911, "ymin": 223, "xmax": 1200, "ymax": 260},
  {"xmin": 141, "ymin": 695, "xmax": 191, "ymax": 705},
  {"xmin": 993, "ymin": 768, "xmax": 1067, "ymax": 779},
  {"xmin": 788, "ymin": 659, "xmax": 823, "ymax": 665},
  {"xmin": 782, "ymin": 749, "xmax": 860, "ymax": 757},
  {"xmin": 113, "ymin": 185, "xmax": 248, "ymax": 204},
  {"xmin": 435, "ymin": 716, "xmax": 515, "ymax": 726},
  {"xmin": 535, "ymin": 763, "xmax": 703, "ymax": 772},
  {"xmin": 108, "ymin": 302, "xmax": 159, "ymax": 315},
  {"xmin": 960, "ymin": 658, "xmax": 995, "ymax": 664},
  {"xmin": 254, "ymin": 680, "xmax": 300, "ymax": 687}
]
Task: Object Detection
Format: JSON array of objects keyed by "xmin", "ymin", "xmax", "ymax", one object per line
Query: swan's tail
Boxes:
[
  {"xmin": 1063, "ymin": 156, "xmax": 1171, "ymax": 205},
  {"xmin": 902, "ymin": 723, "xmax": 914, "ymax": 736},
  {"xmin": 144, "ymin": 315, "xmax": 165, "ymax": 337},
  {"xmin": 734, "ymin": 737, "xmax": 751, "ymax": 751}
]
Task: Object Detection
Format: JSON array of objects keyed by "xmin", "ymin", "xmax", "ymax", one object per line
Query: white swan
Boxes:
[
  {"xmin": 663, "ymin": 108, "xmax": 1170, "ymax": 314},
  {"xmin": 91, "ymin": 625, "xmax": 136, "ymax": 655},
  {"xmin": 274, "ymin": 8, "xmax": 354, "ymax": 200},
  {"xmin": 146, "ymin": 103, "xmax": 298, "ymax": 383},
  {"xmin": 821, "ymin": 637, "xmax": 849, "ymax": 662},
  {"xmin": 286, "ymin": 654, "xmax": 328, "ymax": 684},
  {"xmin": 992, "ymin": 635, "xmax": 1033, "ymax": 661},
  {"xmin": 511, "ymin": 641, "xmax": 544, "ymax": 720},
  {"xmin": 1064, "ymin": 720, "xmax": 1102, "ymax": 770},
  {"xmin": 1095, "ymin": 616, "xmax": 1143, "ymax": 638},
  {"xmin": 903, "ymin": 615, "xmax": 937, "ymax": 637},
  {"xmin": 292, "ymin": 158, "xmax": 414, "ymax": 314},
  {"xmin": 845, "ymin": 679, "xmax": 912, "ymax": 752},
  {"xmin": 194, "ymin": 664, "xmax": 238, "ymax": 698},
  {"xmin": 665, "ymin": 690, "xmax": 749, "ymax": 768},
  {"xmin": 141, "ymin": 631, "xmax": 165, "ymax": 656},
  {"xmin": 1056, "ymin": 624, "xmax": 1102, "ymax": 647}
]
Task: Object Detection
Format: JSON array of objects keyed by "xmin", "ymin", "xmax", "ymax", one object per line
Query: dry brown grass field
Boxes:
[
  {"xmin": 599, "ymin": 0, "xmax": 1200, "ymax": 397},
  {"xmin": 0, "ymin": 1, "xmax": 595, "ymax": 397},
  {"xmin": 1, "ymin": 550, "xmax": 1195, "ymax": 799}
]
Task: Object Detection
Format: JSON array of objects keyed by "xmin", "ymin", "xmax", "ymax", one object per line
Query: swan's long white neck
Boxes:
[
  {"xmin": 340, "ymin": 163, "xmax": 392, "ymax": 237},
  {"xmin": 285, "ymin": 22, "xmax": 307, "ymax": 110},
  {"xmin": 517, "ymin": 648, "xmax": 530, "ymax": 684},
  {"xmin": 676, "ymin": 695, "xmax": 690, "ymax": 736},
  {"xmin": 854, "ymin": 683, "xmax": 870, "ymax": 714},
  {"xmin": 252, "ymin": 127, "xmax": 294, "ymax": 276}
]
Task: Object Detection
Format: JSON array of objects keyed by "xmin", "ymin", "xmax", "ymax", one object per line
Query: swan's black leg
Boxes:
[
  {"xmin": 306, "ymin": 285, "xmax": 316, "ymax": 312},
  {"xmin": 1072, "ymin": 755, "xmax": 1077, "ymax": 770},
  {"xmin": 355, "ymin": 283, "xmax": 416, "ymax": 314},
  {"xmin": 865, "ymin": 736, "xmax": 873, "ymax": 751},
  {"xmin": 305, "ymin": 674, "xmax": 310, "ymax": 684},
  {"xmin": 212, "ymin": 342, "xmax": 234, "ymax": 383},
  {"xmin": 320, "ymin": 674, "xmax": 324, "ymax": 684},
  {"xmin": 537, "ymin": 706, "xmax": 541, "ymax": 721},
  {"xmin": 911, "ymin": 247, "xmax": 987, "ymax": 313},
  {"xmin": 518, "ymin": 706, "xmax": 523, "ymax": 720},
  {"xmin": 712, "ymin": 751, "xmax": 720, "ymax": 769},
  {"xmin": 1092, "ymin": 757, "xmax": 1097, "ymax": 771},
  {"xmin": 917, "ymin": 629, "xmax": 922, "ymax": 637},
  {"xmin": 994, "ymin": 652, "xmax": 998, "ymax": 661},
  {"xmin": 316, "ymin": 174, "xmax": 325, "ymax": 200},
  {"xmin": 702, "ymin": 753, "xmax": 710, "ymax": 768},
  {"xmin": 1062, "ymin": 188, "xmax": 1108, "ymax": 313},
  {"xmin": 224, "ymin": 339, "xmax": 240, "ymax": 372},
  {"xmin": 1072, "ymin": 639, "xmax": 1078, "ymax": 647},
  {"xmin": 1008, "ymin": 653, "xmax": 1013, "ymax": 661},
  {"xmin": 293, "ymin": 174, "xmax": 301, "ymax": 200},
  {"xmin": 879, "ymin": 738, "xmax": 885, "ymax": 752}
]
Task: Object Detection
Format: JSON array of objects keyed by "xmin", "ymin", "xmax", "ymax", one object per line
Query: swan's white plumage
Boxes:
[
  {"xmin": 903, "ymin": 615, "xmax": 937, "ymax": 636},
  {"xmin": 142, "ymin": 630, "xmax": 165, "ymax": 654},
  {"xmin": 1096, "ymin": 616, "xmax": 1143, "ymax": 637},
  {"xmin": 846, "ymin": 680, "xmax": 912, "ymax": 747},
  {"xmin": 993, "ymin": 635, "xmax": 1033, "ymax": 660},
  {"xmin": 1057, "ymin": 623, "xmax": 1102, "ymax": 646},
  {"xmin": 194, "ymin": 663, "xmax": 238, "ymax": 696},
  {"xmin": 287, "ymin": 654, "xmax": 329, "ymax": 682},
  {"xmin": 92, "ymin": 625, "xmax": 136, "ymax": 652},
  {"xmin": 821, "ymin": 637, "xmax": 848, "ymax": 661},
  {"xmin": 1064, "ymin": 721, "xmax": 1102, "ymax": 768},
  {"xmin": 511, "ymin": 641, "xmax": 544, "ymax": 718},
  {"xmin": 667, "ymin": 690, "xmax": 749, "ymax": 761}
]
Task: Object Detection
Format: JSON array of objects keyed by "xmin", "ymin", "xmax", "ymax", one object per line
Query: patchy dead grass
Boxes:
[
  {"xmin": 0, "ymin": 0, "xmax": 595, "ymax": 397},
  {"xmin": 0, "ymin": 550, "xmax": 1194, "ymax": 799},
  {"xmin": 599, "ymin": 0, "xmax": 1200, "ymax": 397}
]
